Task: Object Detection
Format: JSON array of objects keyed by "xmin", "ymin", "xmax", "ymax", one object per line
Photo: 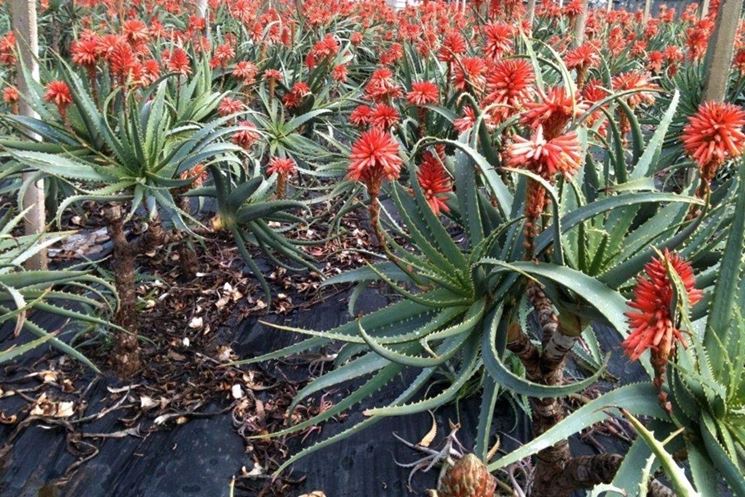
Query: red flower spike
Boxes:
[
  {"xmin": 347, "ymin": 128, "xmax": 402, "ymax": 196},
  {"xmin": 682, "ymin": 101, "xmax": 745, "ymax": 187},
  {"xmin": 417, "ymin": 151, "xmax": 452, "ymax": 215}
]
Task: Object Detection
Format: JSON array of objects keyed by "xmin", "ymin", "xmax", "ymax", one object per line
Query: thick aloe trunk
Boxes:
[
  {"xmin": 104, "ymin": 205, "xmax": 166, "ymax": 377},
  {"xmin": 524, "ymin": 283, "xmax": 573, "ymax": 497},
  {"xmin": 508, "ymin": 283, "xmax": 676, "ymax": 496},
  {"xmin": 105, "ymin": 205, "xmax": 142, "ymax": 378}
]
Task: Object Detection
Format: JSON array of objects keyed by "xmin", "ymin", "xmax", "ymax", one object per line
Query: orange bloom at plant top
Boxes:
[
  {"xmin": 267, "ymin": 157, "xmax": 297, "ymax": 177},
  {"xmin": 623, "ymin": 250, "xmax": 702, "ymax": 362},
  {"xmin": 507, "ymin": 126, "xmax": 582, "ymax": 180},
  {"xmin": 417, "ymin": 150, "xmax": 452, "ymax": 215},
  {"xmin": 44, "ymin": 81, "xmax": 73, "ymax": 120},
  {"xmin": 406, "ymin": 81, "xmax": 439, "ymax": 106},
  {"xmin": 348, "ymin": 128, "xmax": 402, "ymax": 196},
  {"xmin": 682, "ymin": 101, "xmax": 745, "ymax": 188}
]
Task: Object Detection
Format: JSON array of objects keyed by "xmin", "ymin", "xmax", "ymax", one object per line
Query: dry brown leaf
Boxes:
[{"xmin": 418, "ymin": 412, "xmax": 437, "ymax": 448}]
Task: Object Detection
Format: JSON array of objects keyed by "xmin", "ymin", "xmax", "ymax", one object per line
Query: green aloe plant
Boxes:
[
  {"xmin": 1, "ymin": 59, "xmax": 248, "ymax": 376},
  {"xmin": 197, "ymin": 161, "xmax": 317, "ymax": 302},
  {"xmin": 0, "ymin": 205, "xmax": 116, "ymax": 369}
]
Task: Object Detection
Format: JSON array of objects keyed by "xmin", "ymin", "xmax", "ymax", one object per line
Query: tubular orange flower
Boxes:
[
  {"xmin": 647, "ymin": 51, "xmax": 665, "ymax": 74},
  {"xmin": 564, "ymin": 43, "xmax": 600, "ymax": 72},
  {"xmin": 3, "ymin": 86, "xmax": 19, "ymax": 104},
  {"xmin": 437, "ymin": 31, "xmax": 466, "ymax": 64},
  {"xmin": 122, "ymin": 19, "xmax": 149, "ymax": 47},
  {"xmin": 71, "ymin": 37, "xmax": 99, "ymax": 68},
  {"xmin": 267, "ymin": 156, "xmax": 297, "ymax": 198},
  {"xmin": 332, "ymin": 64, "xmax": 348, "ymax": 82},
  {"xmin": 453, "ymin": 106, "xmax": 478, "ymax": 133},
  {"xmin": 350, "ymin": 105, "xmax": 373, "ymax": 128},
  {"xmin": 267, "ymin": 157, "xmax": 297, "ymax": 177},
  {"xmin": 508, "ymin": 127, "xmax": 582, "ymax": 179},
  {"xmin": 484, "ymin": 59, "xmax": 535, "ymax": 108},
  {"xmin": 452, "ymin": 57, "xmax": 486, "ymax": 93},
  {"xmin": 349, "ymin": 128, "xmax": 402, "ymax": 247},
  {"xmin": 623, "ymin": 250, "xmax": 702, "ymax": 362},
  {"xmin": 233, "ymin": 61, "xmax": 258, "ymax": 84},
  {"xmin": 232, "ymin": 121, "xmax": 260, "ymax": 149},
  {"xmin": 364, "ymin": 67, "xmax": 402, "ymax": 103},
  {"xmin": 734, "ymin": 49, "xmax": 745, "ymax": 75},
  {"xmin": 0, "ymin": 32, "xmax": 16, "ymax": 66},
  {"xmin": 263, "ymin": 69, "xmax": 283, "ymax": 82},
  {"xmin": 166, "ymin": 47, "xmax": 191, "ymax": 75},
  {"xmin": 509, "ymin": 127, "xmax": 582, "ymax": 258},
  {"xmin": 283, "ymin": 81, "xmax": 311, "ymax": 109},
  {"xmin": 563, "ymin": 0, "xmax": 583, "ymax": 17},
  {"xmin": 482, "ymin": 22, "xmax": 513, "ymax": 60},
  {"xmin": 218, "ymin": 97, "xmax": 244, "ymax": 117},
  {"xmin": 211, "ymin": 42, "xmax": 235, "ymax": 69},
  {"xmin": 108, "ymin": 42, "xmax": 138, "ymax": 83},
  {"xmin": 624, "ymin": 250, "xmax": 702, "ymax": 412},
  {"xmin": 611, "ymin": 71, "xmax": 658, "ymax": 108},
  {"xmin": 682, "ymin": 101, "xmax": 745, "ymax": 189},
  {"xmin": 347, "ymin": 128, "xmax": 402, "ymax": 196},
  {"xmin": 44, "ymin": 81, "xmax": 73, "ymax": 119},
  {"xmin": 521, "ymin": 86, "xmax": 584, "ymax": 139},
  {"xmin": 484, "ymin": 58, "xmax": 534, "ymax": 113},
  {"xmin": 564, "ymin": 43, "xmax": 599, "ymax": 89},
  {"xmin": 406, "ymin": 81, "xmax": 439, "ymax": 106},
  {"xmin": 369, "ymin": 103, "xmax": 400, "ymax": 130},
  {"xmin": 417, "ymin": 151, "xmax": 452, "ymax": 215}
]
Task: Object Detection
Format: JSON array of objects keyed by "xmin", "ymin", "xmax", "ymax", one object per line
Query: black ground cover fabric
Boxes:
[{"xmin": 0, "ymin": 287, "xmax": 644, "ymax": 497}]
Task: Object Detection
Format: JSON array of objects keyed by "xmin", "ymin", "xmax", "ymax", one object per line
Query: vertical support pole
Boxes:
[
  {"xmin": 10, "ymin": 0, "xmax": 46, "ymax": 270},
  {"xmin": 702, "ymin": 0, "xmax": 744, "ymax": 102},
  {"xmin": 526, "ymin": 0, "xmax": 536, "ymax": 30},
  {"xmin": 643, "ymin": 0, "xmax": 652, "ymax": 22},
  {"xmin": 572, "ymin": 0, "xmax": 589, "ymax": 48},
  {"xmin": 196, "ymin": 0, "xmax": 208, "ymax": 19},
  {"xmin": 700, "ymin": 0, "xmax": 711, "ymax": 19},
  {"xmin": 607, "ymin": 0, "xmax": 613, "ymax": 13}
]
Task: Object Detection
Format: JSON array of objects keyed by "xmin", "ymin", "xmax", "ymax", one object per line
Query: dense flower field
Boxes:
[{"xmin": 1, "ymin": 0, "xmax": 745, "ymax": 495}]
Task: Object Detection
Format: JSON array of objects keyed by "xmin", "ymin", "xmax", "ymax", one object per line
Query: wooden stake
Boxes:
[
  {"xmin": 702, "ymin": 0, "xmax": 744, "ymax": 102},
  {"xmin": 643, "ymin": 0, "xmax": 652, "ymax": 22},
  {"xmin": 196, "ymin": 0, "xmax": 208, "ymax": 18},
  {"xmin": 700, "ymin": 0, "xmax": 711, "ymax": 19},
  {"xmin": 10, "ymin": 0, "xmax": 46, "ymax": 270},
  {"xmin": 572, "ymin": 0, "xmax": 589, "ymax": 48},
  {"xmin": 526, "ymin": 0, "xmax": 536, "ymax": 29}
]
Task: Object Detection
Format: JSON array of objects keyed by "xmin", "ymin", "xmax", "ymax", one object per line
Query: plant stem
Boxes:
[{"xmin": 103, "ymin": 204, "xmax": 142, "ymax": 378}]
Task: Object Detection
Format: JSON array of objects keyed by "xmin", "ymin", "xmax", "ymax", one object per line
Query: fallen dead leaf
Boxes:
[
  {"xmin": 231, "ymin": 384, "xmax": 245, "ymax": 400},
  {"xmin": 418, "ymin": 412, "xmax": 437, "ymax": 448},
  {"xmin": 140, "ymin": 396, "xmax": 157, "ymax": 410}
]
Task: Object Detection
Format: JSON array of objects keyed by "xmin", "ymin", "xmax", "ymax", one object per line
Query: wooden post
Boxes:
[
  {"xmin": 643, "ymin": 0, "xmax": 652, "ymax": 22},
  {"xmin": 702, "ymin": 0, "xmax": 744, "ymax": 102},
  {"xmin": 572, "ymin": 0, "xmax": 589, "ymax": 48},
  {"xmin": 10, "ymin": 0, "xmax": 46, "ymax": 270},
  {"xmin": 700, "ymin": 0, "xmax": 711, "ymax": 19},
  {"xmin": 526, "ymin": 0, "xmax": 536, "ymax": 29},
  {"xmin": 196, "ymin": 0, "xmax": 208, "ymax": 18}
]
